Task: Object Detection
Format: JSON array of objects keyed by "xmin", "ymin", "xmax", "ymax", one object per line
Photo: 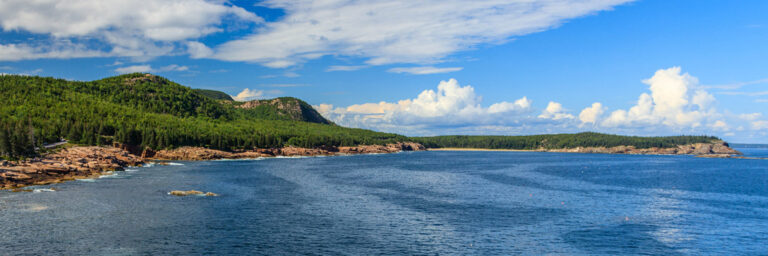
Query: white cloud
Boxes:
[
  {"xmin": 598, "ymin": 67, "xmax": 717, "ymax": 128},
  {"xmin": 0, "ymin": 42, "xmax": 108, "ymax": 61},
  {"xmin": 326, "ymin": 65, "xmax": 368, "ymax": 72},
  {"xmin": 579, "ymin": 102, "xmax": 605, "ymax": 124},
  {"xmin": 316, "ymin": 78, "xmax": 541, "ymax": 134},
  {"xmin": 212, "ymin": 0, "xmax": 633, "ymax": 67},
  {"xmin": 114, "ymin": 64, "xmax": 189, "ymax": 74},
  {"xmin": 232, "ymin": 88, "xmax": 264, "ymax": 101},
  {"xmin": 539, "ymin": 102, "xmax": 574, "ymax": 120},
  {"xmin": 739, "ymin": 113, "xmax": 762, "ymax": 121},
  {"xmin": 752, "ymin": 121, "xmax": 768, "ymax": 130},
  {"xmin": 187, "ymin": 41, "xmax": 214, "ymax": 59},
  {"xmin": 0, "ymin": 0, "xmax": 261, "ymax": 60},
  {"xmin": 231, "ymin": 88, "xmax": 284, "ymax": 101},
  {"xmin": 388, "ymin": 66, "xmax": 463, "ymax": 75}
]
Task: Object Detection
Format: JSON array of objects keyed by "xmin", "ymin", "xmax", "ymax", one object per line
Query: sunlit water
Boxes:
[{"xmin": 1, "ymin": 148, "xmax": 767, "ymax": 255}]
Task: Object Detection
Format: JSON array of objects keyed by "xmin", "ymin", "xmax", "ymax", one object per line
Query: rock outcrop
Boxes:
[
  {"xmin": 0, "ymin": 146, "xmax": 143, "ymax": 189},
  {"xmin": 541, "ymin": 141, "xmax": 741, "ymax": 155},
  {"xmin": 146, "ymin": 142, "xmax": 426, "ymax": 161},
  {"xmin": 169, "ymin": 190, "xmax": 218, "ymax": 196}
]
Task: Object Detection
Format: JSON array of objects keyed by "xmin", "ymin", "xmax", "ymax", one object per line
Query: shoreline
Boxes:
[
  {"xmin": 1, "ymin": 141, "xmax": 748, "ymax": 190},
  {"xmin": 1, "ymin": 142, "xmax": 426, "ymax": 190},
  {"xmin": 427, "ymin": 148, "xmax": 533, "ymax": 152}
]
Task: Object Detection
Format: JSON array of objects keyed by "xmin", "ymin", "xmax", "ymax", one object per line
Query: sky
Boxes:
[{"xmin": 1, "ymin": 0, "xmax": 767, "ymax": 142}]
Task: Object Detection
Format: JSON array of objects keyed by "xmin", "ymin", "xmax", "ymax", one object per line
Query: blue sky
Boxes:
[{"xmin": 1, "ymin": 0, "xmax": 767, "ymax": 142}]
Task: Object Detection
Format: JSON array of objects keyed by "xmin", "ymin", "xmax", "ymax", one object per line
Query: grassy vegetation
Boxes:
[{"xmin": 413, "ymin": 132, "xmax": 721, "ymax": 150}]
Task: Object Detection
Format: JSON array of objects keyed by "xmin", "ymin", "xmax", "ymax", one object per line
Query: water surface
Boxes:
[{"xmin": 1, "ymin": 150, "xmax": 767, "ymax": 255}]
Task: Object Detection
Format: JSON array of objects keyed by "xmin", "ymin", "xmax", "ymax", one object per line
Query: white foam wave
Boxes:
[
  {"xmin": 99, "ymin": 172, "xmax": 119, "ymax": 179},
  {"xmin": 167, "ymin": 162, "xmax": 184, "ymax": 166},
  {"xmin": 32, "ymin": 188, "xmax": 55, "ymax": 193}
]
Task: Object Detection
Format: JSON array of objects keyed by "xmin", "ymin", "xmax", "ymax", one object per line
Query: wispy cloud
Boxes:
[
  {"xmin": 717, "ymin": 91, "xmax": 768, "ymax": 97},
  {"xmin": 262, "ymin": 84, "xmax": 307, "ymax": 88},
  {"xmin": 703, "ymin": 78, "xmax": 768, "ymax": 90},
  {"xmin": 115, "ymin": 64, "xmax": 189, "ymax": 74},
  {"xmin": 326, "ymin": 65, "xmax": 368, "ymax": 72},
  {"xmin": 388, "ymin": 66, "xmax": 463, "ymax": 75},
  {"xmin": 0, "ymin": 0, "xmax": 261, "ymax": 61},
  {"xmin": 212, "ymin": 0, "xmax": 633, "ymax": 67}
]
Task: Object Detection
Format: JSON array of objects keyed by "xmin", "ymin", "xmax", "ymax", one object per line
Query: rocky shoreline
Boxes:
[
  {"xmin": 0, "ymin": 142, "xmax": 426, "ymax": 189},
  {"xmin": 0, "ymin": 141, "xmax": 746, "ymax": 190},
  {"xmin": 0, "ymin": 147, "xmax": 143, "ymax": 190},
  {"xmin": 540, "ymin": 141, "xmax": 742, "ymax": 156}
]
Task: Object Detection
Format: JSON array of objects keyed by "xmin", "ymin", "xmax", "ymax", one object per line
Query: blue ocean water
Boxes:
[{"xmin": 1, "ymin": 149, "xmax": 767, "ymax": 255}]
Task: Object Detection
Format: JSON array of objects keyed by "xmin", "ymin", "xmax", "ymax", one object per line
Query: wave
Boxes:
[
  {"xmin": 32, "ymin": 188, "xmax": 55, "ymax": 193},
  {"xmin": 77, "ymin": 178, "xmax": 96, "ymax": 182},
  {"xmin": 98, "ymin": 172, "xmax": 120, "ymax": 179},
  {"xmin": 167, "ymin": 162, "xmax": 184, "ymax": 166}
]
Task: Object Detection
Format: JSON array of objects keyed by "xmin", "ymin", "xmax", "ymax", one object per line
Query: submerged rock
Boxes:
[{"xmin": 169, "ymin": 190, "xmax": 218, "ymax": 197}]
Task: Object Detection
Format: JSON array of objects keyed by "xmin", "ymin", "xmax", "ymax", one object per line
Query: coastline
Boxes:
[
  {"xmin": 427, "ymin": 148, "xmax": 532, "ymax": 152},
  {"xmin": 426, "ymin": 141, "xmax": 743, "ymax": 157},
  {"xmin": 1, "ymin": 142, "xmax": 425, "ymax": 190},
  {"xmin": 1, "ymin": 140, "xmax": 747, "ymax": 190}
]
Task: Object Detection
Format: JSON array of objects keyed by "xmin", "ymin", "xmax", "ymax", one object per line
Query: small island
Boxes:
[{"xmin": 0, "ymin": 74, "xmax": 744, "ymax": 189}]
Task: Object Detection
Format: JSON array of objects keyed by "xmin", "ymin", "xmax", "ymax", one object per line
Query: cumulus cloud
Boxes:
[
  {"xmin": 0, "ymin": 0, "xmax": 261, "ymax": 61},
  {"xmin": 388, "ymin": 66, "xmax": 463, "ymax": 75},
  {"xmin": 212, "ymin": 0, "xmax": 633, "ymax": 67},
  {"xmin": 316, "ymin": 78, "xmax": 545, "ymax": 134},
  {"xmin": 539, "ymin": 102, "xmax": 574, "ymax": 120},
  {"xmin": 232, "ymin": 88, "xmax": 264, "ymax": 101},
  {"xmin": 231, "ymin": 88, "xmax": 283, "ymax": 101},
  {"xmin": 595, "ymin": 67, "xmax": 718, "ymax": 129},
  {"xmin": 114, "ymin": 64, "xmax": 189, "ymax": 74},
  {"xmin": 579, "ymin": 102, "xmax": 605, "ymax": 124}
]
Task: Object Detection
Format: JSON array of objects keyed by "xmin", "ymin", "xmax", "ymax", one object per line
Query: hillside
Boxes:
[
  {"xmin": 193, "ymin": 89, "xmax": 233, "ymax": 101},
  {"xmin": 235, "ymin": 97, "xmax": 333, "ymax": 125},
  {"xmin": 0, "ymin": 73, "xmax": 406, "ymax": 159}
]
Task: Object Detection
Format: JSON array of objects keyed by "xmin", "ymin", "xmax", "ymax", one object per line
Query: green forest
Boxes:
[
  {"xmin": 0, "ymin": 74, "xmax": 406, "ymax": 159},
  {"xmin": 0, "ymin": 74, "xmax": 722, "ymax": 160},
  {"xmin": 413, "ymin": 132, "xmax": 720, "ymax": 150}
]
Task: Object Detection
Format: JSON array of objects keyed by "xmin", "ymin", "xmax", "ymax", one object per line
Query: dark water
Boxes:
[{"xmin": 1, "ymin": 149, "xmax": 767, "ymax": 255}]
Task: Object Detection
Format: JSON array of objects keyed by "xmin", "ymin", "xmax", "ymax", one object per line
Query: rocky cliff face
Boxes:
[
  {"xmin": 0, "ymin": 146, "xmax": 143, "ymax": 189},
  {"xmin": 542, "ymin": 141, "xmax": 741, "ymax": 155},
  {"xmin": 236, "ymin": 97, "xmax": 333, "ymax": 124}
]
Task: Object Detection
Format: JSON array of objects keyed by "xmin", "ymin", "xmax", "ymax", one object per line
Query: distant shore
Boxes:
[{"xmin": 427, "ymin": 148, "xmax": 532, "ymax": 152}]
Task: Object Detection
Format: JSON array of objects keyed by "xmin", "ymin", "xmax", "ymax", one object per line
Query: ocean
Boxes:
[{"xmin": 1, "ymin": 148, "xmax": 767, "ymax": 255}]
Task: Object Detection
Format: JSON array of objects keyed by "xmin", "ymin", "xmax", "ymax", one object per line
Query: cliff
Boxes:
[{"xmin": 235, "ymin": 97, "xmax": 333, "ymax": 124}]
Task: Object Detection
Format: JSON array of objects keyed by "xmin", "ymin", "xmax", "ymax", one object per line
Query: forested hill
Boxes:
[
  {"xmin": 0, "ymin": 73, "xmax": 405, "ymax": 159},
  {"xmin": 413, "ymin": 132, "xmax": 722, "ymax": 150},
  {"xmin": 193, "ymin": 89, "xmax": 234, "ymax": 101}
]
